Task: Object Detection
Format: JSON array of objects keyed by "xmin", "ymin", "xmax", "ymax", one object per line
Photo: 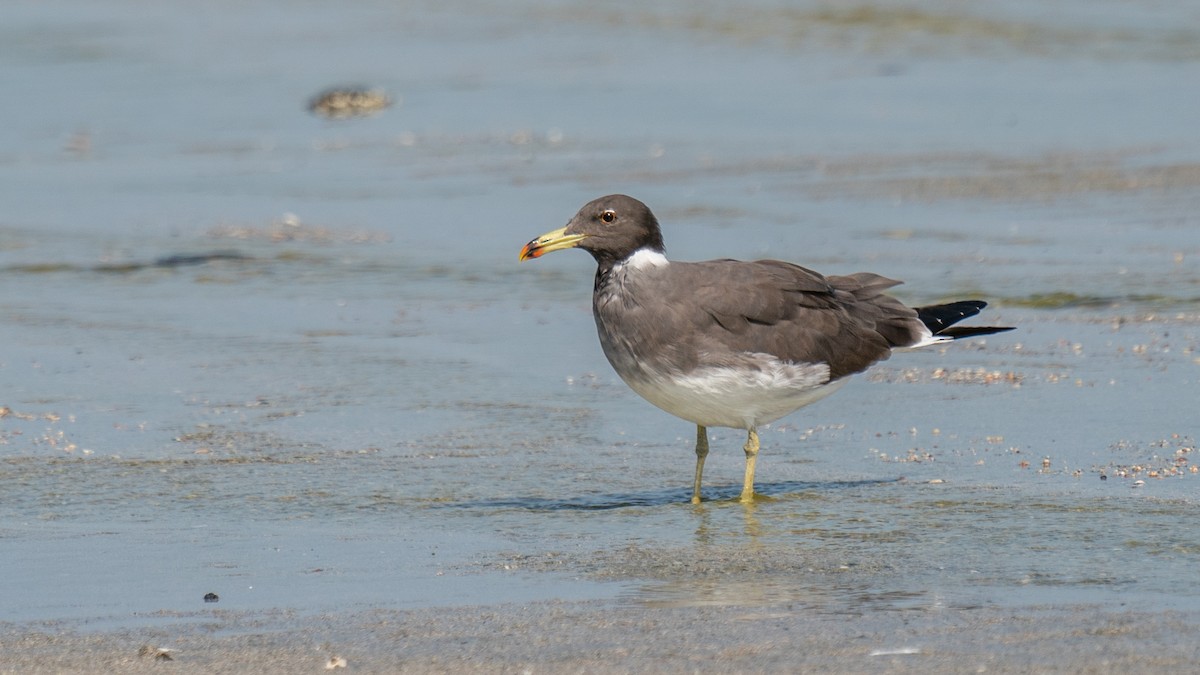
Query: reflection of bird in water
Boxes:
[{"xmin": 521, "ymin": 195, "xmax": 1013, "ymax": 503}]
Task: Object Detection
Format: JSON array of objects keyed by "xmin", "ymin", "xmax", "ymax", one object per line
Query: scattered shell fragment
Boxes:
[
  {"xmin": 869, "ymin": 647, "xmax": 921, "ymax": 656},
  {"xmin": 326, "ymin": 655, "xmax": 348, "ymax": 669},
  {"xmin": 138, "ymin": 645, "xmax": 174, "ymax": 661}
]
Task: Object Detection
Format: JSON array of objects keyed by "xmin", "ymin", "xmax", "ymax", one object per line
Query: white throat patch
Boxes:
[{"xmin": 618, "ymin": 248, "xmax": 669, "ymax": 271}]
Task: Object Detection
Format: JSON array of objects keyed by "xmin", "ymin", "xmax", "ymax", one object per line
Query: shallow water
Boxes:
[{"xmin": 2, "ymin": 0, "xmax": 1199, "ymax": 645}]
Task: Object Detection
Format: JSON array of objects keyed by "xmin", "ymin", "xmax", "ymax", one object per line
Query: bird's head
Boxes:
[{"xmin": 519, "ymin": 194, "xmax": 664, "ymax": 266}]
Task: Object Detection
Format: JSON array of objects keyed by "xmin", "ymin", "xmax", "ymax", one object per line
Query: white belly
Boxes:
[{"xmin": 620, "ymin": 356, "xmax": 844, "ymax": 430}]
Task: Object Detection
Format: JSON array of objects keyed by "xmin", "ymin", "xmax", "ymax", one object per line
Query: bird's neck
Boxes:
[{"xmin": 593, "ymin": 247, "xmax": 668, "ymax": 294}]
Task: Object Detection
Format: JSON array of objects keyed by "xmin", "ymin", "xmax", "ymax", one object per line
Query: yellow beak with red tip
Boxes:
[{"xmin": 519, "ymin": 227, "xmax": 589, "ymax": 261}]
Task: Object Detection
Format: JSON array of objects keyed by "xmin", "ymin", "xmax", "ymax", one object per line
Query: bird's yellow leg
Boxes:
[
  {"xmin": 691, "ymin": 425, "xmax": 709, "ymax": 504},
  {"xmin": 740, "ymin": 428, "xmax": 759, "ymax": 503}
]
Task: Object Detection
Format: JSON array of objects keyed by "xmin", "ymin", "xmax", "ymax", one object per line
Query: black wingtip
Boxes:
[
  {"xmin": 937, "ymin": 325, "xmax": 1016, "ymax": 339},
  {"xmin": 916, "ymin": 300, "xmax": 1013, "ymax": 338}
]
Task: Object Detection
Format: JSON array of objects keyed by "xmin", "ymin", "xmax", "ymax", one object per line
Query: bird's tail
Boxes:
[{"xmin": 916, "ymin": 301, "xmax": 1014, "ymax": 340}]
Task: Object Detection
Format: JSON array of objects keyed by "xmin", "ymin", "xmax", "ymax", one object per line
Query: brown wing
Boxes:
[{"xmin": 656, "ymin": 260, "xmax": 927, "ymax": 380}]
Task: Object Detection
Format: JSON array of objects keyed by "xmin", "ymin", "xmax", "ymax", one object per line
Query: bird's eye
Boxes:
[{"xmin": 600, "ymin": 210, "xmax": 616, "ymax": 223}]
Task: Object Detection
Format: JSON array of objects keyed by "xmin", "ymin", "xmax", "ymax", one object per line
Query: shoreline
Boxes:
[{"xmin": 5, "ymin": 599, "xmax": 1198, "ymax": 674}]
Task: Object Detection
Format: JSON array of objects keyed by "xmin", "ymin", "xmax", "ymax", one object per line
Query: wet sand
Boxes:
[
  {"xmin": 6, "ymin": 600, "xmax": 1199, "ymax": 674},
  {"xmin": 3, "ymin": 0, "xmax": 1199, "ymax": 671}
]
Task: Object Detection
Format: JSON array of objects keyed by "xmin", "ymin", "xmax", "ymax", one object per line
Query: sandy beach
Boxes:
[
  {"xmin": 3, "ymin": 0, "xmax": 1198, "ymax": 672},
  {"xmin": 7, "ymin": 599, "xmax": 1200, "ymax": 674}
]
